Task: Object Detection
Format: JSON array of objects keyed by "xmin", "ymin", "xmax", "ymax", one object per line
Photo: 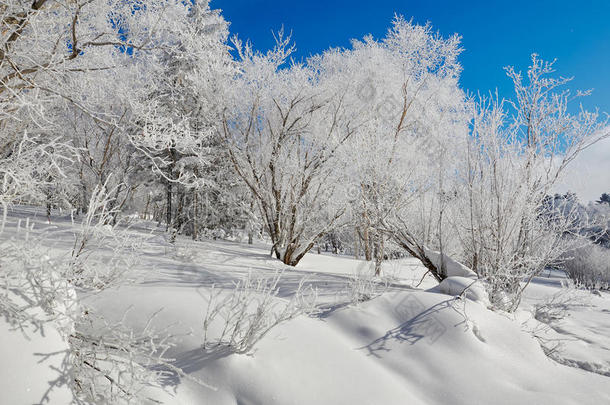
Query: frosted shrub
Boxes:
[
  {"xmin": 561, "ymin": 245, "xmax": 610, "ymax": 290},
  {"xmin": 0, "ymin": 229, "xmax": 75, "ymax": 332},
  {"xmin": 203, "ymin": 271, "xmax": 319, "ymax": 354},
  {"xmin": 531, "ymin": 288, "xmax": 592, "ymax": 360},
  {"xmin": 450, "ymin": 56, "xmax": 608, "ymax": 311},
  {"xmin": 533, "ymin": 289, "xmax": 590, "ymax": 324},
  {"xmin": 68, "ymin": 182, "xmax": 146, "ymax": 291},
  {"xmin": 69, "ymin": 308, "xmax": 214, "ymax": 404},
  {"xmin": 346, "ymin": 264, "xmax": 389, "ymax": 303},
  {"xmin": 0, "ymin": 187, "xmax": 196, "ymax": 403}
]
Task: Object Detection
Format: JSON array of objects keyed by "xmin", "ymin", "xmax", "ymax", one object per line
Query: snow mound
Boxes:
[
  {"xmin": 5, "ymin": 211, "xmax": 608, "ymax": 405},
  {"xmin": 423, "ymin": 248, "xmax": 477, "ymax": 278},
  {"xmin": 439, "ymin": 276, "xmax": 489, "ymax": 305},
  {"xmin": 79, "ymin": 237, "xmax": 610, "ymax": 405},
  {"xmin": 0, "ymin": 317, "xmax": 73, "ymax": 404},
  {"xmin": 153, "ymin": 289, "xmax": 610, "ymax": 405}
]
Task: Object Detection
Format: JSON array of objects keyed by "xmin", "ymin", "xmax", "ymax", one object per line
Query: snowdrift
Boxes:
[
  {"xmin": 438, "ymin": 276, "xmax": 489, "ymax": 305},
  {"xmin": 84, "ymin": 240, "xmax": 610, "ymax": 405},
  {"xmin": 0, "ymin": 312, "xmax": 73, "ymax": 404},
  {"xmin": 1, "ymin": 210, "xmax": 609, "ymax": 404}
]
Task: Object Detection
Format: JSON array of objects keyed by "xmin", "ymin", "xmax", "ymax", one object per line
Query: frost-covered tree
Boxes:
[
  {"xmin": 597, "ymin": 193, "xmax": 610, "ymax": 205},
  {"xmin": 131, "ymin": 1, "xmax": 234, "ymax": 236},
  {"xmin": 223, "ymin": 32, "xmax": 356, "ymax": 265},
  {"xmin": 0, "ymin": 1, "xmax": 230, "ymax": 401},
  {"xmin": 315, "ymin": 17, "xmax": 467, "ymax": 276},
  {"xmin": 0, "ymin": 0, "xmax": 207, "ymax": 221},
  {"xmin": 454, "ymin": 55, "xmax": 609, "ymax": 310}
]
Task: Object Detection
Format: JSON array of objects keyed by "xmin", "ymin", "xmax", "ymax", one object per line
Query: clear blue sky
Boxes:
[{"xmin": 211, "ymin": 0, "xmax": 610, "ymax": 114}]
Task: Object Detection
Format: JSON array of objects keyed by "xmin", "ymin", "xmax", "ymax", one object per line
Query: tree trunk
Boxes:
[
  {"xmin": 247, "ymin": 199, "xmax": 254, "ymax": 244},
  {"xmin": 362, "ymin": 225, "xmax": 372, "ymax": 261},
  {"xmin": 166, "ymin": 181, "xmax": 172, "ymax": 231},
  {"xmin": 354, "ymin": 227, "xmax": 360, "ymax": 259},
  {"xmin": 46, "ymin": 200, "xmax": 52, "ymax": 223},
  {"xmin": 143, "ymin": 193, "xmax": 150, "ymax": 220},
  {"xmin": 374, "ymin": 233, "xmax": 384, "ymax": 276},
  {"xmin": 192, "ymin": 189, "xmax": 198, "ymax": 240},
  {"xmin": 174, "ymin": 188, "xmax": 185, "ymax": 232},
  {"xmin": 166, "ymin": 144, "xmax": 177, "ymax": 231},
  {"xmin": 81, "ymin": 182, "xmax": 88, "ymax": 215}
]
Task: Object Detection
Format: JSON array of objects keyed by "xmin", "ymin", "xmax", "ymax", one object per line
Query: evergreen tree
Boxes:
[{"xmin": 596, "ymin": 193, "xmax": 610, "ymax": 205}]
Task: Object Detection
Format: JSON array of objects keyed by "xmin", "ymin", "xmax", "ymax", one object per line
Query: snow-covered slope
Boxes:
[
  {"xmin": 1, "ymin": 208, "xmax": 609, "ymax": 404},
  {"xmin": 0, "ymin": 313, "xmax": 73, "ymax": 404},
  {"xmin": 87, "ymin": 241, "xmax": 610, "ymax": 404}
]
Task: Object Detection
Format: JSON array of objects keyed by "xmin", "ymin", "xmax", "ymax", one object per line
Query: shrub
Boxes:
[
  {"xmin": 561, "ymin": 244, "xmax": 610, "ymax": 290},
  {"xmin": 203, "ymin": 271, "xmax": 319, "ymax": 354}
]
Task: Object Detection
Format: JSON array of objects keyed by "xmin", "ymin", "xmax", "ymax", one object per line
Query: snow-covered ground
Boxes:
[{"xmin": 2, "ymin": 207, "xmax": 609, "ymax": 404}]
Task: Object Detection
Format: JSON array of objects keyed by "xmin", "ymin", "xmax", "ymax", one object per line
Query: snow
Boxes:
[
  {"xmin": 0, "ymin": 307, "xmax": 73, "ymax": 404},
  {"xmin": 438, "ymin": 276, "xmax": 489, "ymax": 305},
  {"xmin": 423, "ymin": 247, "xmax": 478, "ymax": 278},
  {"xmin": 518, "ymin": 272, "xmax": 610, "ymax": 378},
  {"xmin": 1, "ymin": 208, "xmax": 610, "ymax": 404}
]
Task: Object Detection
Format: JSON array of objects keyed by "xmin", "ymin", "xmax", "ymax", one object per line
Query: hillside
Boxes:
[{"xmin": 2, "ymin": 207, "xmax": 609, "ymax": 404}]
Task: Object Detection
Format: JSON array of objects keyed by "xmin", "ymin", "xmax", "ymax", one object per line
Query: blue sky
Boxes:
[{"xmin": 212, "ymin": 0, "xmax": 610, "ymax": 115}]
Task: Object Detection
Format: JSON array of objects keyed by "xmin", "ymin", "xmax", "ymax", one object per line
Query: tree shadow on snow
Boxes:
[
  {"xmin": 150, "ymin": 346, "xmax": 233, "ymax": 390},
  {"xmin": 359, "ymin": 298, "xmax": 454, "ymax": 357}
]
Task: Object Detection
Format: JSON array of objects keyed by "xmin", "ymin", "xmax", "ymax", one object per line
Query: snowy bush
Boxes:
[
  {"xmin": 0, "ymin": 188, "xmax": 198, "ymax": 403},
  {"xmin": 203, "ymin": 271, "xmax": 319, "ymax": 354},
  {"xmin": 68, "ymin": 308, "xmax": 213, "ymax": 404},
  {"xmin": 345, "ymin": 264, "xmax": 389, "ymax": 303},
  {"xmin": 68, "ymin": 182, "xmax": 146, "ymax": 290},
  {"xmin": 0, "ymin": 230, "xmax": 75, "ymax": 334},
  {"xmin": 561, "ymin": 245, "xmax": 610, "ymax": 290},
  {"xmin": 533, "ymin": 288, "xmax": 590, "ymax": 324},
  {"xmin": 529, "ymin": 288, "xmax": 592, "ymax": 360}
]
